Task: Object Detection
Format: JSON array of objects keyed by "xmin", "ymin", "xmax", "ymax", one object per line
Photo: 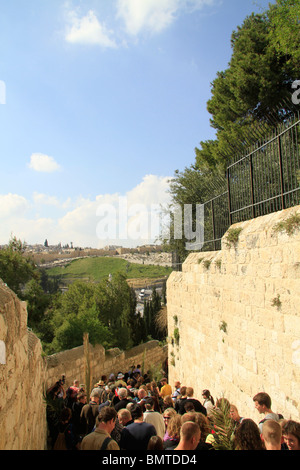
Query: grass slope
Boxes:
[{"xmin": 46, "ymin": 257, "xmax": 172, "ymax": 283}]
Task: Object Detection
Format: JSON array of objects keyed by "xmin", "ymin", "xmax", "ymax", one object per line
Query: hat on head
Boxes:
[{"xmin": 117, "ymin": 373, "xmax": 124, "ymax": 380}]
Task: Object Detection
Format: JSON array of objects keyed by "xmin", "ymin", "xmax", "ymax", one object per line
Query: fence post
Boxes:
[
  {"xmin": 227, "ymin": 170, "xmax": 232, "ymax": 226},
  {"xmin": 83, "ymin": 332, "xmax": 91, "ymax": 399},
  {"xmin": 249, "ymin": 154, "xmax": 255, "ymax": 219},
  {"xmin": 278, "ymin": 135, "xmax": 285, "ymax": 210},
  {"xmin": 211, "ymin": 199, "xmax": 216, "ymax": 251}
]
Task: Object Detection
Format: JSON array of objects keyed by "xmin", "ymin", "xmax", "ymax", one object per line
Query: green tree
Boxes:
[
  {"xmin": 163, "ymin": 2, "xmax": 299, "ymax": 258},
  {"xmin": 23, "ymin": 278, "xmax": 51, "ymax": 328},
  {"xmin": 197, "ymin": 8, "xmax": 299, "ymax": 171},
  {"xmin": 0, "ymin": 236, "xmax": 38, "ymax": 296},
  {"xmin": 268, "ymin": 0, "xmax": 300, "ymax": 66},
  {"xmin": 51, "ymin": 305, "xmax": 113, "ymax": 352}
]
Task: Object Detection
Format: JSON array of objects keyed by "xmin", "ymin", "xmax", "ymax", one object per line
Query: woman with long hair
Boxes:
[{"xmin": 234, "ymin": 419, "xmax": 265, "ymax": 450}]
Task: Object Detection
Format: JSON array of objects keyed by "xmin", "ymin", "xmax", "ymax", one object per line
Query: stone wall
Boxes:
[
  {"xmin": 0, "ymin": 281, "xmax": 47, "ymax": 450},
  {"xmin": 0, "ymin": 278, "xmax": 167, "ymax": 450},
  {"xmin": 167, "ymin": 206, "xmax": 300, "ymax": 423},
  {"xmin": 46, "ymin": 340, "xmax": 168, "ymax": 393}
]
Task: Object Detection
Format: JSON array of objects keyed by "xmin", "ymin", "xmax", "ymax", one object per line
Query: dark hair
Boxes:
[
  {"xmin": 282, "ymin": 420, "xmax": 300, "ymax": 442},
  {"xmin": 234, "ymin": 419, "xmax": 265, "ymax": 450},
  {"xmin": 253, "ymin": 392, "xmax": 271, "ymax": 409},
  {"xmin": 184, "ymin": 402, "xmax": 195, "ymax": 412},
  {"xmin": 202, "ymin": 389, "xmax": 215, "ymax": 405},
  {"xmin": 147, "ymin": 436, "xmax": 164, "ymax": 450},
  {"xmin": 97, "ymin": 406, "xmax": 117, "ymax": 424},
  {"xmin": 130, "ymin": 403, "xmax": 143, "ymax": 420}
]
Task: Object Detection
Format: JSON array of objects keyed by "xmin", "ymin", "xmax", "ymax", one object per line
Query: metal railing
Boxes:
[{"xmin": 200, "ymin": 111, "xmax": 300, "ymax": 252}]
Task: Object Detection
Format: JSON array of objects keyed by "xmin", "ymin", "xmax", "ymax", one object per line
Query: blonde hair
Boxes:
[{"xmin": 262, "ymin": 420, "xmax": 282, "ymax": 445}]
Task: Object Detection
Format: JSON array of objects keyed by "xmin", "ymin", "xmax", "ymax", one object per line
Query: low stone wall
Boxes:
[
  {"xmin": 46, "ymin": 340, "xmax": 168, "ymax": 392},
  {"xmin": 0, "ymin": 281, "xmax": 47, "ymax": 450},
  {"xmin": 167, "ymin": 206, "xmax": 300, "ymax": 424}
]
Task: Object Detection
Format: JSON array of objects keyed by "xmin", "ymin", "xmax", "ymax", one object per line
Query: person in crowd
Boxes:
[
  {"xmin": 184, "ymin": 401, "xmax": 195, "ymax": 413},
  {"xmin": 163, "ymin": 414, "xmax": 182, "ymax": 450},
  {"xmin": 115, "ymin": 372, "xmax": 127, "ymax": 388},
  {"xmin": 91, "ymin": 380, "xmax": 106, "ymax": 403},
  {"xmin": 175, "ymin": 386, "xmax": 187, "ymax": 415},
  {"xmin": 46, "ymin": 380, "xmax": 67, "ymax": 449},
  {"xmin": 147, "ymin": 435, "xmax": 164, "ymax": 450},
  {"xmin": 282, "ymin": 420, "xmax": 300, "ymax": 450},
  {"xmin": 117, "ymin": 408, "xmax": 133, "ymax": 427},
  {"xmin": 261, "ymin": 419, "xmax": 283, "ymax": 450},
  {"xmin": 253, "ymin": 392, "xmax": 281, "ymax": 432},
  {"xmin": 119, "ymin": 403, "xmax": 157, "ymax": 450},
  {"xmin": 230, "ymin": 405, "xmax": 244, "ymax": 427},
  {"xmin": 136, "ymin": 388, "xmax": 148, "ymax": 410},
  {"xmin": 159, "ymin": 378, "xmax": 172, "ymax": 399},
  {"xmin": 80, "ymin": 389, "xmax": 101, "ymax": 436},
  {"xmin": 162, "ymin": 394, "xmax": 174, "ymax": 412},
  {"xmin": 81, "ymin": 406, "xmax": 120, "ymax": 450},
  {"xmin": 172, "ymin": 380, "xmax": 181, "ymax": 402},
  {"xmin": 65, "ymin": 380, "xmax": 81, "ymax": 409},
  {"xmin": 234, "ymin": 418, "xmax": 265, "ymax": 450},
  {"xmin": 133, "ymin": 364, "xmax": 141, "ymax": 375},
  {"xmin": 53, "ymin": 407, "xmax": 80, "ymax": 450},
  {"xmin": 71, "ymin": 391, "xmax": 87, "ymax": 441},
  {"xmin": 185, "ymin": 387, "xmax": 207, "ymax": 415},
  {"xmin": 181, "ymin": 412, "xmax": 213, "ymax": 450},
  {"xmin": 173, "ymin": 421, "xmax": 201, "ymax": 451},
  {"xmin": 148, "ymin": 381, "xmax": 162, "ymax": 412},
  {"xmin": 202, "ymin": 389, "xmax": 215, "ymax": 415},
  {"xmin": 114, "ymin": 387, "xmax": 134, "ymax": 411},
  {"xmin": 163, "ymin": 408, "xmax": 177, "ymax": 440},
  {"xmin": 70, "ymin": 379, "xmax": 80, "ymax": 394},
  {"xmin": 143, "ymin": 397, "xmax": 165, "ymax": 439}
]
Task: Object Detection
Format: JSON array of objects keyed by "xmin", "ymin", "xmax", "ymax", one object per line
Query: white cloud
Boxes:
[
  {"xmin": 0, "ymin": 193, "xmax": 30, "ymax": 219},
  {"xmin": 116, "ymin": 0, "xmax": 215, "ymax": 36},
  {"xmin": 28, "ymin": 153, "xmax": 61, "ymax": 173},
  {"xmin": 33, "ymin": 192, "xmax": 72, "ymax": 209},
  {"xmin": 0, "ymin": 175, "xmax": 172, "ymax": 248},
  {"xmin": 65, "ymin": 9, "xmax": 117, "ymax": 47}
]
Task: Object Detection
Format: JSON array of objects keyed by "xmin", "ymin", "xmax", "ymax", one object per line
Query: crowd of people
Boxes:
[{"xmin": 46, "ymin": 367, "xmax": 300, "ymax": 451}]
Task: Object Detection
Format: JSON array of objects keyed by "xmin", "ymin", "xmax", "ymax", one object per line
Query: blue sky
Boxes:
[{"xmin": 0, "ymin": 0, "xmax": 273, "ymax": 248}]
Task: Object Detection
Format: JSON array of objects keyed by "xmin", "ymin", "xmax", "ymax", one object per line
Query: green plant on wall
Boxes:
[
  {"xmin": 219, "ymin": 320, "xmax": 228, "ymax": 334},
  {"xmin": 271, "ymin": 294, "xmax": 282, "ymax": 309},
  {"xmin": 273, "ymin": 212, "xmax": 300, "ymax": 236},
  {"xmin": 174, "ymin": 327, "xmax": 180, "ymax": 346},
  {"xmin": 215, "ymin": 259, "xmax": 222, "ymax": 270},
  {"xmin": 203, "ymin": 259, "xmax": 212, "ymax": 270},
  {"xmin": 225, "ymin": 227, "xmax": 243, "ymax": 248}
]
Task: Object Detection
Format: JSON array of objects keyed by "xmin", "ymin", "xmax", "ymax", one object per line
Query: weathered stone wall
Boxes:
[
  {"xmin": 46, "ymin": 340, "xmax": 168, "ymax": 392},
  {"xmin": 0, "ymin": 278, "xmax": 167, "ymax": 450},
  {"xmin": 167, "ymin": 206, "xmax": 300, "ymax": 423},
  {"xmin": 0, "ymin": 281, "xmax": 47, "ymax": 450}
]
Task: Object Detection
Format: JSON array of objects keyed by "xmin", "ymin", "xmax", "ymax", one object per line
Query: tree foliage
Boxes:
[
  {"xmin": 199, "ymin": 6, "xmax": 299, "ymax": 171},
  {"xmin": 163, "ymin": 1, "xmax": 299, "ymax": 259},
  {"xmin": 0, "ymin": 236, "xmax": 38, "ymax": 296}
]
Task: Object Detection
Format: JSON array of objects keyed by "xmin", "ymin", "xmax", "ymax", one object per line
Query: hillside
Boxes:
[{"xmin": 46, "ymin": 256, "xmax": 173, "ymax": 284}]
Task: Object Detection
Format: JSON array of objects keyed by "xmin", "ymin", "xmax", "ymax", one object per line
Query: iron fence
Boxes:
[{"xmin": 200, "ymin": 111, "xmax": 300, "ymax": 252}]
